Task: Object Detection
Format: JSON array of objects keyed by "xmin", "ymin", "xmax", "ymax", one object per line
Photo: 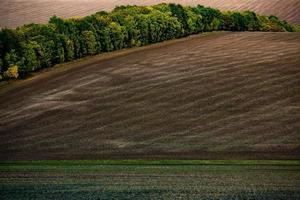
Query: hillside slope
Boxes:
[
  {"xmin": 0, "ymin": 0, "xmax": 299, "ymax": 28},
  {"xmin": 0, "ymin": 32, "xmax": 299, "ymax": 160}
]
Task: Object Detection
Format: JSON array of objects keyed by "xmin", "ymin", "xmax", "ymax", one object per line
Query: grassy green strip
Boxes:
[{"xmin": 1, "ymin": 160, "xmax": 300, "ymax": 166}]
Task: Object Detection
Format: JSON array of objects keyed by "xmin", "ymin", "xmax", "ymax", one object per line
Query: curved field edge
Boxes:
[
  {"xmin": 1, "ymin": 3, "xmax": 299, "ymax": 82},
  {"xmin": 1, "ymin": 160, "xmax": 300, "ymax": 166},
  {"xmin": 0, "ymin": 32, "xmax": 210, "ymax": 93}
]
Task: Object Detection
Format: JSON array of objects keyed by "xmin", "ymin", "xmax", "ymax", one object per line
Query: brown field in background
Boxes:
[
  {"xmin": 0, "ymin": 0, "xmax": 300, "ymax": 28},
  {"xmin": 0, "ymin": 32, "xmax": 299, "ymax": 160}
]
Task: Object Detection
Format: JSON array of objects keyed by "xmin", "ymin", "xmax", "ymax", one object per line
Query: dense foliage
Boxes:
[{"xmin": 0, "ymin": 4, "xmax": 299, "ymax": 80}]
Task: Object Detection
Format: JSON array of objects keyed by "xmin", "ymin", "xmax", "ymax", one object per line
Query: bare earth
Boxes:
[
  {"xmin": 0, "ymin": 32, "xmax": 300, "ymax": 160},
  {"xmin": 0, "ymin": 0, "xmax": 300, "ymax": 28}
]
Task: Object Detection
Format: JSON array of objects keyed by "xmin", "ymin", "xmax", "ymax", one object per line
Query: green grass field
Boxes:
[{"xmin": 1, "ymin": 160, "xmax": 299, "ymax": 200}]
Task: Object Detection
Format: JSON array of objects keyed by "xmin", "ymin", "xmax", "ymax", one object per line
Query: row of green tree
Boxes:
[{"xmin": 0, "ymin": 4, "xmax": 299, "ymax": 80}]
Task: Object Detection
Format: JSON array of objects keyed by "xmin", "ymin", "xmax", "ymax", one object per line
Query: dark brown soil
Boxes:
[{"xmin": 0, "ymin": 32, "xmax": 300, "ymax": 160}]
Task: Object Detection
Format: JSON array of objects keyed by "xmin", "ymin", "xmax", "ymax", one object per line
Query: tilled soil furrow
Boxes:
[{"xmin": 0, "ymin": 32, "xmax": 300, "ymax": 160}]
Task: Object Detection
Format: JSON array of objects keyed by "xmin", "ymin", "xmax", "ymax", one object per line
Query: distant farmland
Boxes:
[
  {"xmin": 0, "ymin": 0, "xmax": 300, "ymax": 28},
  {"xmin": 0, "ymin": 32, "xmax": 299, "ymax": 160}
]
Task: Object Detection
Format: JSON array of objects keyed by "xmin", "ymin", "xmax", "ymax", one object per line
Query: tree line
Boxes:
[{"xmin": 0, "ymin": 3, "xmax": 299, "ymax": 80}]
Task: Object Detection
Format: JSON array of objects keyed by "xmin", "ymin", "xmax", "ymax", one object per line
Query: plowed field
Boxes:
[{"xmin": 1, "ymin": 32, "xmax": 299, "ymax": 160}]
